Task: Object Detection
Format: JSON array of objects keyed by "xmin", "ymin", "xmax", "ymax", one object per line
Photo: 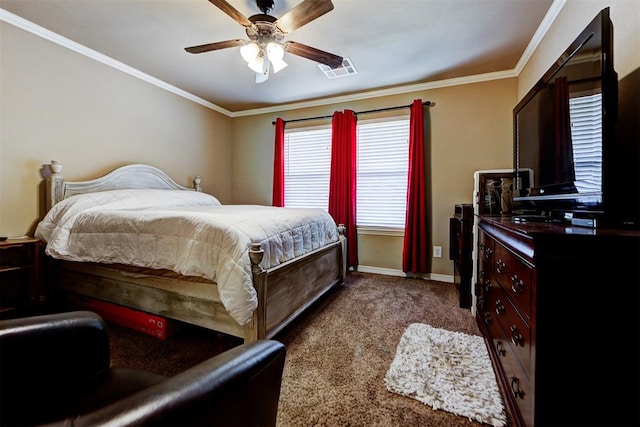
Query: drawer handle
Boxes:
[
  {"xmin": 495, "ymin": 340, "xmax": 506, "ymax": 357},
  {"xmin": 510, "ymin": 325, "xmax": 524, "ymax": 347},
  {"xmin": 510, "ymin": 275, "xmax": 525, "ymax": 294},
  {"xmin": 483, "ymin": 311, "xmax": 492, "ymax": 325},
  {"xmin": 496, "ymin": 259, "xmax": 506, "ymax": 274},
  {"xmin": 483, "ymin": 279, "xmax": 491, "ymax": 294},
  {"xmin": 510, "ymin": 376, "xmax": 526, "ymax": 399},
  {"xmin": 495, "ymin": 299, "xmax": 505, "ymax": 316}
]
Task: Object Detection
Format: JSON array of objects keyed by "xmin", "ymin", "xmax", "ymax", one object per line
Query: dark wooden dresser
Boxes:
[{"xmin": 475, "ymin": 216, "xmax": 640, "ymax": 427}]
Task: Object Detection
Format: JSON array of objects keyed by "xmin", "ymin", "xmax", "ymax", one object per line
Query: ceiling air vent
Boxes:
[{"xmin": 318, "ymin": 58, "xmax": 357, "ymax": 79}]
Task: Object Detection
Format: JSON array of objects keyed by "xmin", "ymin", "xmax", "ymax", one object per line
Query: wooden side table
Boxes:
[{"xmin": 0, "ymin": 237, "xmax": 42, "ymax": 318}]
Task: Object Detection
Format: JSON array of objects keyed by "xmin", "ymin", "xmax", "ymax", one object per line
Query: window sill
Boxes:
[{"xmin": 356, "ymin": 227, "xmax": 404, "ymax": 237}]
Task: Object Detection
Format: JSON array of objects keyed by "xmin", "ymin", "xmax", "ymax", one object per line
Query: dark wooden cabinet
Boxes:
[
  {"xmin": 475, "ymin": 216, "xmax": 639, "ymax": 427},
  {"xmin": 0, "ymin": 238, "xmax": 42, "ymax": 318},
  {"xmin": 450, "ymin": 204, "xmax": 474, "ymax": 308}
]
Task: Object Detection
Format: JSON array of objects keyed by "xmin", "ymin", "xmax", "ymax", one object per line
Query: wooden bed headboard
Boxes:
[{"xmin": 45, "ymin": 162, "xmax": 202, "ymax": 211}]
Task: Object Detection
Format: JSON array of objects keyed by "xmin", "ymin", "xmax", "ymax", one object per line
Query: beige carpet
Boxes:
[{"xmin": 108, "ymin": 272, "xmax": 489, "ymax": 426}]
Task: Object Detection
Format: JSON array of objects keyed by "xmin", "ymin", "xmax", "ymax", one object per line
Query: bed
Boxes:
[{"xmin": 36, "ymin": 162, "xmax": 346, "ymax": 343}]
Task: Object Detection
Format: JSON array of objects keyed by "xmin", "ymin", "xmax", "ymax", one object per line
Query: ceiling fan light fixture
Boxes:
[
  {"xmin": 271, "ymin": 58, "xmax": 288, "ymax": 73},
  {"xmin": 266, "ymin": 42, "xmax": 288, "ymax": 73},
  {"xmin": 186, "ymin": 0, "xmax": 343, "ymax": 84},
  {"xmin": 247, "ymin": 55, "xmax": 265, "ymax": 74},
  {"xmin": 240, "ymin": 42, "xmax": 260, "ymax": 63}
]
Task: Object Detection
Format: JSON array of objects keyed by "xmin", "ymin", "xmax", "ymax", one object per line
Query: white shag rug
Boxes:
[{"xmin": 384, "ymin": 323, "xmax": 507, "ymax": 427}]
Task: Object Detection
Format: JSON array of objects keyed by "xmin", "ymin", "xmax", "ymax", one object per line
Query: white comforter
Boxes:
[{"xmin": 35, "ymin": 189, "xmax": 339, "ymax": 325}]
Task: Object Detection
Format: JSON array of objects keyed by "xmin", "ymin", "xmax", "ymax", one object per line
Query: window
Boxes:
[
  {"xmin": 283, "ymin": 117, "xmax": 410, "ymax": 229},
  {"xmin": 356, "ymin": 119, "xmax": 410, "ymax": 228},
  {"xmin": 569, "ymin": 93, "xmax": 603, "ymax": 194},
  {"xmin": 284, "ymin": 127, "xmax": 332, "ymax": 209}
]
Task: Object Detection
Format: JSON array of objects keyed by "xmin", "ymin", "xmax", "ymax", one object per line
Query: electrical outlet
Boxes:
[{"xmin": 433, "ymin": 246, "xmax": 442, "ymax": 258}]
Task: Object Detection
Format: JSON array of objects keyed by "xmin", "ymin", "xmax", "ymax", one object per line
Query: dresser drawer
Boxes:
[
  {"xmin": 478, "ymin": 231, "xmax": 495, "ymax": 287},
  {"xmin": 493, "ymin": 242, "xmax": 533, "ymax": 319},
  {"xmin": 476, "ymin": 229, "xmax": 495, "ymax": 314},
  {"xmin": 479, "ymin": 230, "xmax": 495, "ymax": 266},
  {"xmin": 485, "ymin": 279, "xmax": 531, "ymax": 376},
  {"xmin": 478, "ymin": 286, "xmax": 502, "ymax": 344},
  {"xmin": 484, "ymin": 302, "xmax": 534, "ymax": 427},
  {"xmin": 498, "ymin": 338, "xmax": 534, "ymax": 427}
]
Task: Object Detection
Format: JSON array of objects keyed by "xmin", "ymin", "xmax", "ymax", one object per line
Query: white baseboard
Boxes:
[
  {"xmin": 428, "ymin": 273, "xmax": 455, "ymax": 283},
  {"xmin": 356, "ymin": 265, "xmax": 454, "ymax": 283},
  {"xmin": 355, "ymin": 266, "xmax": 405, "ymax": 277}
]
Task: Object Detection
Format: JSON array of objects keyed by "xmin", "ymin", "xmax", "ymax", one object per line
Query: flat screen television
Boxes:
[{"xmin": 512, "ymin": 7, "xmax": 622, "ymax": 225}]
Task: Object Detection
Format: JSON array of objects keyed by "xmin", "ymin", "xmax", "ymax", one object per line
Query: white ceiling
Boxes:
[{"xmin": 0, "ymin": 0, "xmax": 557, "ymax": 114}]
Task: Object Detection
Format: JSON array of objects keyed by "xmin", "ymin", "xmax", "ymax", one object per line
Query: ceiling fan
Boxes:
[{"xmin": 185, "ymin": 0, "xmax": 344, "ymax": 83}]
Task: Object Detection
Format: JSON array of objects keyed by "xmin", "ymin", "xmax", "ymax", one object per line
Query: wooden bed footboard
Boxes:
[
  {"xmin": 55, "ymin": 229, "xmax": 346, "ymax": 343},
  {"xmin": 246, "ymin": 232, "xmax": 346, "ymax": 341}
]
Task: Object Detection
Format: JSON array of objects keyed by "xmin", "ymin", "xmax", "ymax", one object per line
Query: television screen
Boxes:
[{"xmin": 513, "ymin": 8, "xmax": 616, "ymax": 214}]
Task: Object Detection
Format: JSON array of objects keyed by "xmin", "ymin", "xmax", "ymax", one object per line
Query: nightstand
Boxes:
[
  {"xmin": 0, "ymin": 238, "xmax": 42, "ymax": 318},
  {"xmin": 449, "ymin": 204, "xmax": 473, "ymax": 309}
]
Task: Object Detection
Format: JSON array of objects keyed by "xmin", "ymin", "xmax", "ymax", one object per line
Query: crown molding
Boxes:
[
  {"xmin": 513, "ymin": 0, "xmax": 567, "ymax": 75},
  {"xmin": 231, "ymin": 69, "xmax": 517, "ymax": 117}
]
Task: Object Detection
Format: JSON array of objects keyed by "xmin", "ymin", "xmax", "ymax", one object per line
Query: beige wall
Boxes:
[
  {"xmin": 231, "ymin": 79, "xmax": 517, "ymax": 276},
  {"xmin": 0, "ymin": 22, "xmax": 233, "ymax": 237}
]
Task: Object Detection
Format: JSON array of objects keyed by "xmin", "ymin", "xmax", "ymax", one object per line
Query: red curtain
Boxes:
[
  {"xmin": 329, "ymin": 109, "xmax": 358, "ymax": 268},
  {"xmin": 402, "ymin": 99, "xmax": 429, "ymax": 273},
  {"xmin": 272, "ymin": 117, "xmax": 285, "ymax": 207}
]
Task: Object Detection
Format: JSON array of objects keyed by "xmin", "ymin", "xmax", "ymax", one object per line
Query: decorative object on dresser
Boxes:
[
  {"xmin": 475, "ymin": 216, "xmax": 639, "ymax": 426},
  {"xmin": 449, "ymin": 204, "xmax": 473, "ymax": 308},
  {"xmin": 36, "ymin": 162, "xmax": 346, "ymax": 343},
  {"xmin": 385, "ymin": 323, "xmax": 506, "ymax": 427},
  {"xmin": 474, "ymin": 171, "xmax": 524, "ymax": 217}
]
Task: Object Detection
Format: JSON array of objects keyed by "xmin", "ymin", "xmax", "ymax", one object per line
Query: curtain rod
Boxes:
[{"xmin": 272, "ymin": 100, "xmax": 435, "ymax": 125}]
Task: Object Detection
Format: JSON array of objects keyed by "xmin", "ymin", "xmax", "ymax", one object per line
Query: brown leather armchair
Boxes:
[{"xmin": 0, "ymin": 311, "xmax": 286, "ymax": 427}]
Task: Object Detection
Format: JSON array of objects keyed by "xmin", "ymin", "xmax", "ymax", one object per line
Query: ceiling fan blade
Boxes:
[
  {"xmin": 275, "ymin": 0, "xmax": 334, "ymax": 34},
  {"xmin": 185, "ymin": 39, "xmax": 245, "ymax": 54},
  {"xmin": 285, "ymin": 41, "xmax": 343, "ymax": 68},
  {"xmin": 208, "ymin": 0, "xmax": 253, "ymax": 27}
]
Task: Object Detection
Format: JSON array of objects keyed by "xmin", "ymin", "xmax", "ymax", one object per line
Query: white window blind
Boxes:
[
  {"xmin": 284, "ymin": 127, "xmax": 331, "ymax": 209},
  {"xmin": 569, "ymin": 93, "xmax": 603, "ymax": 194},
  {"xmin": 356, "ymin": 119, "xmax": 410, "ymax": 228},
  {"xmin": 283, "ymin": 117, "xmax": 411, "ymax": 229}
]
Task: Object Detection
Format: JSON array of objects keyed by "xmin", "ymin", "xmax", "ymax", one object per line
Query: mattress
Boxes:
[{"xmin": 35, "ymin": 189, "xmax": 339, "ymax": 325}]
